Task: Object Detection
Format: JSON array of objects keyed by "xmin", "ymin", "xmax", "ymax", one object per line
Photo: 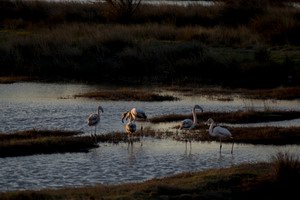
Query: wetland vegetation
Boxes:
[
  {"xmin": 0, "ymin": 0, "xmax": 300, "ymax": 88},
  {"xmin": 2, "ymin": 109, "xmax": 300, "ymax": 158},
  {"xmin": 73, "ymin": 88, "xmax": 178, "ymax": 101},
  {"xmin": 1, "ymin": 0, "xmax": 300, "ymax": 198},
  {"xmin": 0, "ymin": 130, "xmax": 99, "ymax": 157}
]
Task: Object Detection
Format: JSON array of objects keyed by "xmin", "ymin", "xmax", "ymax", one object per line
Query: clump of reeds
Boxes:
[{"xmin": 271, "ymin": 152, "xmax": 300, "ymax": 197}]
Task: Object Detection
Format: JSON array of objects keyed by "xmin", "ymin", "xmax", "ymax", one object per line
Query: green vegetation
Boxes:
[
  {"xmin": 0, "ymin": 152, "xmax": 299, "ymax": 199},
  {"xmin": 0, "ymin": 0, "xmax": 300, "ymax": 88}
]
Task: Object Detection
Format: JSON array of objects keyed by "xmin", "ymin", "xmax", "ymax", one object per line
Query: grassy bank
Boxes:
[
  {"xmin": 0, "ymin": 130, "xmax": 99, "ymax": 157},
  {"xmin": 0, "ymin": 152, "xmax": 299, "ymax": 199},
  {"xmin": 0, "ymin": 0, "xmax": 300, "ymax": 88}
]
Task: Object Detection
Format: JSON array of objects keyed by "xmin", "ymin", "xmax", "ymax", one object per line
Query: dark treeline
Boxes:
[{"xmin": 0, "ymin": 0, "xmax": 300, "ymax": 88}]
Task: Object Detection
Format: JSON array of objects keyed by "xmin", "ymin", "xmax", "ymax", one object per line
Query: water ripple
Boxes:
[{"xmin": 1, "ymin": 83, "xmax": 300, "ymax": 191}]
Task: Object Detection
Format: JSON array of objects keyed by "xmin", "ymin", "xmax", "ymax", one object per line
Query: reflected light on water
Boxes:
[
  {"xmin": 0, "ymin": 82, "xmax": 300, "ymax": 191},
  {"xmin": 1, "ymin": 139, "xmax": 299, "ymax": 192}
]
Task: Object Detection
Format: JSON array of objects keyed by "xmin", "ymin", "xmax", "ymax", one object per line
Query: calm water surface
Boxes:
[{"xmin": 0, "ymin": 82, "xmax": 300, "ymax": 191}]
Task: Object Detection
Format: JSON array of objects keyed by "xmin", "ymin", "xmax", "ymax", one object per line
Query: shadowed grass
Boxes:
[
  {"xmin": 0, "ymin": 129, "xmax": 157, "ymax": 157},
  {"xmin": 164, "ymin": 86, "xmax": 300, "ymax": 100},
  {"xmin": 74, "ymin": 88, "xmax": 178, "ymax": 101},
  {"xmin": 0, "ymin": 76, "xmax": 37, "ymax": 84},
  {"xmin": 149, "ymin": 110, "xmax": 300, "ymax": 124},
  {"xmin": 271, "ymin": 152, "xmax": 300, "ymax": 190},
  {"xmin": 152, "ymin": 125, "xmax": 300, "ymax": 145},
  {"xmin": 147, "ymin": 110, "xmax": 300, "ymax": 145},
  {"xmin": 0, "ymin": 129, "xmax": 98, "ymax": 157},
  {"xmin": 1, "ymin": 1, "xmax": 300, "ymax": 88}
]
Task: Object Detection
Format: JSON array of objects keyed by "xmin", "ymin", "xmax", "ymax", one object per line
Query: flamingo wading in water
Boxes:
[
  {"xmin": 179, "ymin": 104, "xmax": 203, "ymax": 147},
  {"xmin": 205, "ymin": 118, "xmax": 234, "ymax": 154},
  {"xmin": 122, "ymin": 108, "xmax": 147, "ymax": 145},
  {"xmin": 124, "ymin": 112, "xmax": 137, "ymax": 146},
  {"xmin": 87, "ymin": 105, "xmax": 104, "ymax": 142}
]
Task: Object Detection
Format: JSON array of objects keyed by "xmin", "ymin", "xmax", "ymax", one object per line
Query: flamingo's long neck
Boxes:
[
  {"xmin": 192, "ymin": 107, "xmax": 197, "ymax": 125},
  {"xmin": 209, "ymin": 121, "xmax": 215, "ymax": 136},
  {"xmin": 128, "ymin": 113, "xmax": 134, "ymax": 122}
]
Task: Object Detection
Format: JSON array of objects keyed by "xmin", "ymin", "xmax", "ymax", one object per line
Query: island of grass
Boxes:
[
  {"xmin": 73, "ymin": 88, "xmax": 178, "ymax": 101},
  {"xmin": 0, "ymin": 130, "xmax": 99, "ymax": 158}
]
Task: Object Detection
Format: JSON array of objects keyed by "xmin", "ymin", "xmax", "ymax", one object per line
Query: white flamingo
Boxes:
[
  {"xmin": 87, "ymin": 105, "xmax": 103, "ymax": 142},
  {"xmin": 178, "ymin": 105, "xmax": 203, "ymax": 147},
  {"xmin": 205, "ymin": 118, "xmax": 234, "ymax": 154}
]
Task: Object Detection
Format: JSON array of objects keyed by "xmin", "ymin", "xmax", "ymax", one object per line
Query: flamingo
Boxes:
[
  {"xmin": 122, "ymin": 108, "xmax": 147, "ymax": 123},
  {"xmin": 205, "ymin": 118, "xmax": 234, "ymax": 154},
  {"xmin": 87, "ymin": 105, "xmax": 103, "ymax": 142},
  {"xmin": 122, "ymin": 112, "xmax": 143, "ymax": 146},
  {"xmin": 124, "ymin": 113, "xmax": 137, "ymax": 146},
  {"xmin": 179, "ymin": 104, "xmax": 203, "ymax": 147},
  {"xmin": 122, "ymin": 108, "xmax": 147, "ymax": 145}
]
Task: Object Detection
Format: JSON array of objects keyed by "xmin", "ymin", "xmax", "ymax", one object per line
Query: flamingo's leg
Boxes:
[{"xmin": 231, "ymin": 138, "xmax": 234, "ymax": 154}]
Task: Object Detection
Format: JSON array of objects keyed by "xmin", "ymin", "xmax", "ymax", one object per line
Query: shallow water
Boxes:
[
  {"xmin": 1, "ymin": 82, "xmax": 300, "ymax": 134},
  {"xmin": 1, "ymin": 139, "xmax": 299, "ymax": 191},
  {"xmin": 0, "ymin": 82, "xmax": 300, "ymax": 191}
]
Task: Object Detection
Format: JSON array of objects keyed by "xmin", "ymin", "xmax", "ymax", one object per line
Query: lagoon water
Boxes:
[{"xmin": 0, "ymin": 82, "xmax": 300, "ymax": 191}]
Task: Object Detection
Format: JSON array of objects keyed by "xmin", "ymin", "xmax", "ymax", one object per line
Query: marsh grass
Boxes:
[
  {"xmin": 230, "ymin": 126, "xmax": 300, "ymax": 145},
  {"xmin": 0, "ymin": 76, "xmax": 36, "ymax": 83},
  {"xmin": 0, "ymin": 129, "xmax": 98, "ymax": 157},
  {"xmin": 74, "ymin": 88, "xmax": 178, "ymax": 101},
  {"xmin": 272, "ymin": 152, "xmax": 300, "ymax": 185},
  {"xmin": 148, "ymin": 110, "xmax": 300, "ymax": 144},
  {"xmin": 0, "ymin": 128, "xmax": 158, "ymax": 157},
  {"xmin": 1, "ymin": 0, "xmax": 300, "ymax": 87},
  {"xmin": 270, "ymin": 152, "xmax": 300, "ymax": 198},
  {"xmin": 164, "ymin": 86, "xmax": 300, "ymax": 100},
  {"xmin": 150, "ymin": 125, "xmax": 300, "ymax": 145},
  {"xmin": 244, "ymin": 87, "xmax": 300, "ymax": 100},
  {"xmin": 149, "ymin": 110, "xmax": 300, "ymax": 124}
]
